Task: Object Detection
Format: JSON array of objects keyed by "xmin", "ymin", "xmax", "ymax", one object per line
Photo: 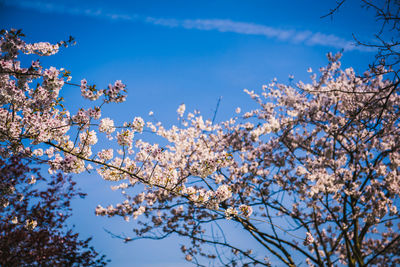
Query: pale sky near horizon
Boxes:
[{"xmin": 1, "ymin": 0, "xmax": 378, "ymax": 266}]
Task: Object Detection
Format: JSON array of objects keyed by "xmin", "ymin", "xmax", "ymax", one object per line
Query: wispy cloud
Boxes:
[{"xmin": 2, "ymin": 0, "xmax": 372, "ymax": 52}]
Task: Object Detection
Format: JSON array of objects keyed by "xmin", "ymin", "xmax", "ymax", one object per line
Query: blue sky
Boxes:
[{"xmin": 1, "ymin": 0, "xmax": 378, "ymax": 266}]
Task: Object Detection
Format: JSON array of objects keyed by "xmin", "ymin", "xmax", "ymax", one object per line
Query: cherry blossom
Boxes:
[
  {"xmin": 1, "ymin": 29, "xmax": 399, "ymax": 266},
  {"xmin": 0, "ymin": 156, "xmax": 108, "ymax": 266}
]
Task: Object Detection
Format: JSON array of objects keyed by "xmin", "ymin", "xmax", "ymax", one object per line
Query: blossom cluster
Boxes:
[{"xmin": 24, "ymin": 42, "xmax": 59, "ymax": 56}]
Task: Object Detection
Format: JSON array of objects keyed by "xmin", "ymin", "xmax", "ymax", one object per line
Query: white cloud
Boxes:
[{"xmin": 2, "ymin": 0, "xmax": 373, "ymax": 52}]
